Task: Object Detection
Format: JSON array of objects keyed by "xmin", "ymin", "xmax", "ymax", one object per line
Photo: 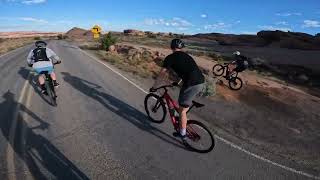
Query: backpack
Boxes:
[{"xmin": 32, "ymin": 47, "xmax": 49, "ymax": 62}]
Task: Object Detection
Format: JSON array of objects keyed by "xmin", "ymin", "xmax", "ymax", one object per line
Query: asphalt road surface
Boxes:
[{"xmin": 0, "ymin": 40, "xmax": 315, "ymax": 180}]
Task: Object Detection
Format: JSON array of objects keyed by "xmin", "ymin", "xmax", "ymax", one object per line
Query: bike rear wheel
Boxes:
[
  {"xmin": 46, "ymin": 80, "xmax": 57, "ymax": 106},
  {"xmin": 212, "ymin": 64, "xmax": 225, "ymax": 76},
  {"xmin": 184, "ymin": 120, "xmax": 214, "ymax": 153},
  {"xmin": 228, "ymin": 77, "xmax": 243, "ymax": 90},
  {"xmin": 144, "ymin": 93, "xmax": 167, "ymax": 123}
]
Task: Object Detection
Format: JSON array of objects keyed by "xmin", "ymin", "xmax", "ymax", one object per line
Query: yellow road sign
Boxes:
[
  {"xmin": 91, "ymin": 25, "xmax": 102, "ymax": 39},
  {"xmin": 93, "ymin": 33, "xmax": 100, "ymax": 39}
]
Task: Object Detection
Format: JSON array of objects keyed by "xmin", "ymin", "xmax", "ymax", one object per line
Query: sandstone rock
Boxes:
[{"xmin": 108, "ymin": 45, "xmax": 116, "ymax": 52}]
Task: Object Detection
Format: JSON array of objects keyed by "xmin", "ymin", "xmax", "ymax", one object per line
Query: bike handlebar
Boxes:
[{"xmin": 53, "ymin": 60, "xmax": 61, "ymax": 65}]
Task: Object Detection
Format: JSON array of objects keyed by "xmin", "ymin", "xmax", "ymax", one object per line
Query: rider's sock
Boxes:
[{"xmin": 180, "ymin": 128, "xmax": 186, "ymax": 136}]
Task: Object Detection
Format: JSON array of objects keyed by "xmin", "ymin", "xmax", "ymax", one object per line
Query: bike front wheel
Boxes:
[
  {"xmin": 212, "ymin": 64, "xmax": 225, "ymax": 76},
  {"xmin": 144, "ymin": 93, "xmax": 167, "ymax": 123},
  {"xmin": 184, "ymin": 120, "xmax": 215, "ymax": 153},
  {"xmin": 228, "ymin": 77, "xmax": 243, "ymax": 90}
]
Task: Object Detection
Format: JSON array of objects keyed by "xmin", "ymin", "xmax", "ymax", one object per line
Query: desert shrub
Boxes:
[
  {"xmin": 58, "ymin": 34, "xmax": 63, "ymax": 40},
  {"xmin": 100, "ymin": 33, "xmax": 117, "ymax": 50},
  {"xmin": 147, "ymin": 34, "xmax": 157, "ymax": 39},
  {"xmin": 0, "ymin": 38, "xmax": 4, "ymax": 43},
  {"xmin": 57, "ymin": 34, "xmax": 67, "ymax": 40},
  {"xmin": 199, "ymin": 76, "xmax": 217, "ymax": 97},
  {"xmin": 208, "ymin": 53, "xmax": 220, "ymax": 60},
  {"xmin": 34, "ymin": 36, "xmax": 41, "ymax": 40},
  {"xmin": 141, "ymin": 50, "xmax": 153, "ymax": 62}
]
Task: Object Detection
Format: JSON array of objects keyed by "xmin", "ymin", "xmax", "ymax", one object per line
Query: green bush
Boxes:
[
  {"xmin": 200, "ymin": 77, "xmax": 217, "ymax": 97},
  {"xmin": 100, "ymin": 33, "xmax": 117, "ymax": 50},
  {"xmin": 34, "ymin": 36, "xmax": 41, "ymax": 40}
]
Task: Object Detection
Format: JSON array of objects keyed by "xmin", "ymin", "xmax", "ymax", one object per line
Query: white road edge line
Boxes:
[{"xmin": 79, "ymin": 49, "xmax": 320, "ymax": 180}]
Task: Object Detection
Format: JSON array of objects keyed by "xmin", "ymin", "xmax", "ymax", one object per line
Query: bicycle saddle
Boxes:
[{"xmin": 192, "ymin": 101, "xmax": 205, "ymax": 108}]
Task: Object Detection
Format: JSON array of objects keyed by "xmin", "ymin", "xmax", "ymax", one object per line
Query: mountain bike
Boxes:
[
  {"xmin": 144, "ymin": 83, "xmax": 215, "ymax": 153},
  {"xmin": 39, "ymin": 61, "xmax": 61, "ymax": 106},
  {"xmin": 212, "ymin": 63, "xmax": 243, "ymax": 90}
]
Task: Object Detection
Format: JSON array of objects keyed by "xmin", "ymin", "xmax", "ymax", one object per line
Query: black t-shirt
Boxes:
[
  {"xmin": 235, "ymin": 55, "xmax": 247, "ymax": 65},
  {"xmin": 163, "ymin": 51, "xmax": 205, "ymax": 87}
]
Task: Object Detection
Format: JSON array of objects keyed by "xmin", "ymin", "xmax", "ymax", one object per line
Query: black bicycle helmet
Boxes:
[
  {"xmin": 170, "ymin": 38, "xmax": 185, "ymax": 49},
  {"xmin": 35, "ymin": 40, "xmax": 47, "ymax": 47}
]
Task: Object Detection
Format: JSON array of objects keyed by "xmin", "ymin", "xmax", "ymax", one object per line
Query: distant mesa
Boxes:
[
  {"xmin": 65, "ymin": 27, "xmax": 320, "ymax": 50},
  {"xmin": 66, "ymin": 27, "xmax": 94, "ymax": 40},
  {"xmin": 191, "ymin": 30, "xmax": 320, "ymax": 50},
  {"xmin": 0, "ymin": 31, "xmax": 59, "ymax": 38},
  {"xmin": 123, "ymin": 29, "xmax": 145, "ymax": 36}
]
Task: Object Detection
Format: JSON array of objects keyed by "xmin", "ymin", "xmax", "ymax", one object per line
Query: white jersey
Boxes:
[{"xmin": 27, "ymin": 47, "xmax": 60, "ymax": 69}]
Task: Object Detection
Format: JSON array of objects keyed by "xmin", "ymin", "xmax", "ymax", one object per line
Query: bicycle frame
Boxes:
[
  {"xmin": 223, "ymin": 63, "xmax": 238, "ymax": 78},
  {"xmin": 162, "ymin": 92, "xmax": 179, "ymax": 128},
  {"xmin": 159, "ymin": 87, "xmax": 196, "ymax": 130}
]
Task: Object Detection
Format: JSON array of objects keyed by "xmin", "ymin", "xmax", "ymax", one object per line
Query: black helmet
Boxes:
[
  {"xmin": 35, "ymin": 41, "xmax": 47, "ymax": 47},
  {"xmin": 170, "ymin": 38, "xmax": 185, "ymax": 49}
]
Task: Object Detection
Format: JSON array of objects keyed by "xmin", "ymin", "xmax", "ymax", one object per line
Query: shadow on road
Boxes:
[
  {"xmin": 18, "ymin": 67, "xmax": 53, "ymax": 106},
  {"xmin": 0, "ymin": 91, "xmax": 89, "ymax": 180},
  {"xmin": 61, "ymin": 72, "xmax": 184, "ymax": 149}
]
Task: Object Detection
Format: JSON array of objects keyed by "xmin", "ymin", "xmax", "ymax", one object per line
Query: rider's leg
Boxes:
[
  {"xmin": 50, "ymin": 72, "xmax": 59, "ymax": 86},
  {"xmin": 178, "ymin": 106, "xmax": 189, "ymax": 136},
  {"xmin": 50, "ymin": 72, "xmax": 57, "ymax": 81},
  {"xmin": 177, "ymin": 84, "xmax": 204, "ymax": 138},
  {"xmin": 38, "ymin": 75, "xmax": 46, "ymax": 92},
  {"xmin": 227, "ymin": 64, "xmax": 236, "ymax": 78}
]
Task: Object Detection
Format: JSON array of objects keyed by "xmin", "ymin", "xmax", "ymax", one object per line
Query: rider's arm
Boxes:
[
  {"xmin": 46, "ymin": 48, "xmax": 61, "ymax": 63},
  {"xmin": 152, "ymin": 68, "xmax": 168, "ymax": 89},
  {"xmin": 27, "ymin": 50, "xmax": 34, "ymax": 65}
]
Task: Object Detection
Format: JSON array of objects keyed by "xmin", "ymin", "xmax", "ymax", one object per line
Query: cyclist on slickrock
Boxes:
[
  {"xmin": 27, "ymin": 41, "xmax": 61, "ymax": 95},
  {"xmin": 226, "ymin": 51, "xmax": 248, "ymax": 78},
  {"xmin": 151, "ymin": 39, "xmax": 205, "ymax": 142}
]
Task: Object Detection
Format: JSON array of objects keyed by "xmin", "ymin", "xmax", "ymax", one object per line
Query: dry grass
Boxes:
[
  {"xmin": 94, "ymin": 50, "xmax": 161, "ymax": 78},
  {"xmin": 0, "ymin": 37, "xmax": 35, "ymax": 55}
]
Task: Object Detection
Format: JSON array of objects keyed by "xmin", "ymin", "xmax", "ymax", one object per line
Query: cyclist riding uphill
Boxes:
[
  {"xmin": 151, "ymin": 39, "xmax": 205, "ymax": 141},
  {"xmin": 27, "ymin": 41, "xmax": 61, "ymax": 95},
  {"xmin": 226, "ymin": 51, "xmax": 248, "ymax": 78}
]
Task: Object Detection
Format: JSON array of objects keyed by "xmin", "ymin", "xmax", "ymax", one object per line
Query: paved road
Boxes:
[{"xmin": 0, "ymin": 41, "xmax": 314, "ymax": 180}]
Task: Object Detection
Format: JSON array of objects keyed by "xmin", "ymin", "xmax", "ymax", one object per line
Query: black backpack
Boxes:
[{"xmin": 33, "ymin": 47, "xmax": 49, "ymax": 62}]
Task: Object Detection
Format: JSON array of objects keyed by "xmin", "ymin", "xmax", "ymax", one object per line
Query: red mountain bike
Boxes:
[{"xmin": 144, "ymin": 83, "xmax": 214, "ymax": 153}]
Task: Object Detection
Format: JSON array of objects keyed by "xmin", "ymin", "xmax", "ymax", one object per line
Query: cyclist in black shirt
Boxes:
[
  {"xmin": 151, "ymin": 39, "xmax": 205, "ymax": 141},
  {"xmin": 226, "ymin": 51, "xmax": 248, "ymax": 78}
]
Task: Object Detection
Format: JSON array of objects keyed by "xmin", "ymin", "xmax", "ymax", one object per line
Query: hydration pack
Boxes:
[{"xmin": 32, "ymin": 47, "xmax": 49, "ymax": 62}]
